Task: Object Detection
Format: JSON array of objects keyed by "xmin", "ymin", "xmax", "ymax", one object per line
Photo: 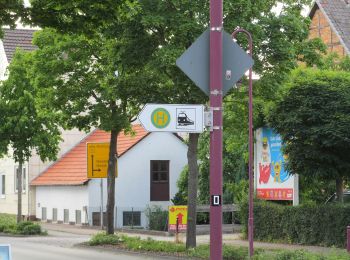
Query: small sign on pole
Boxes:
[
  {"xmin": 87, "ymin": 143, "xmax": 118, "ymax": 178},
  {"xmin": 168, "ymin": 205, "xmax": 188, "ymax": 232},
  {"xmin": 138, "ymin": 104, "xmax": 204, "ymax": 133}
]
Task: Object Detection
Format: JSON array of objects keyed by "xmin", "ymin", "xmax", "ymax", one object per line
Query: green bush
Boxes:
[
  {"xmin": 145, "ymin": 205, "xmax": 168, "ymax": 231},
  {"xmin": 88, "ymin": 232, "xmax": 120, "ymax": 246},
  {"xmin": 21, "ymin": 224, "xmax": 42, "ymax": 235},
  {"xmin": 0, "ymin": 215, "xmax": 44, "ymax": 236},
  {"xmin": 88, "ymin": 233, "xmax": 350, "ymax": 260},
  {"xmin": 16, "ymin": 221, "xmax": 34, "ymax": 232},
  {"xmin": 241, "ymin": 201, "xmax": 350, "ymax": 247}
]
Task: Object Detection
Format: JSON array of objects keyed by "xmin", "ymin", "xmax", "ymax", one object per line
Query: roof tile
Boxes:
[
  {"xmin": 2, "ymin": 29, "xmax": 38, "ymax": 62},
  {"xmin": 31, "ymin": 125, "xmax": 149, "ymax": 186}
]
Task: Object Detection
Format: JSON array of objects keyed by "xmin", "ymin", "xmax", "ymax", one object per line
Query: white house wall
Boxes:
[
  {"xmin": 28, "ymin": 129, "xmax": 87, "ymax": 216},
  {"xmin": 88, "ymin": 132, "xmax": 188, "ymax": 228},
  {"xmin": 0, "ymin": 155, "xmax": 29, "ymax": 215},
  {"xmin": 0, "ymin": 40, "xmax": 8, "ymax": 80},
  {"xmin": 36, "ymin": 185, "xmax": 88, "ymax": 224}
]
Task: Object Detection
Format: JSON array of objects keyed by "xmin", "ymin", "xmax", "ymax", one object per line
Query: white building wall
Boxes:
[
  {"xmin": 0, "ymin": 40, "xmax": 8, "ymax": 80},
  {"xmin": 0, "ymin": 155, "xmax": 29, "ymax": 215},
  {"xmin": 36, "ymin": 185, "xmax": 88, "ymax": 224},
  {"xmin": 0, "ymin": 129, "xmax": 87, "ymax": 217},
  {"xmin": 88, "ymin": 132, "xmax": 188, "ymax": 228}
]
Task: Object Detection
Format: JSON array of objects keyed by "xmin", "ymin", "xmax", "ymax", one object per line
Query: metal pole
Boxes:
[
  {"xmin": 209, "ymin": 0, "xmax": 223, "ymax": 259},
  {"xmin": 100, "ymin": 178, "xmax": 103, "ymax": 230},
  {"xmin": 347, "ymin": 226, "xmax": 350, "ymax": 253},
  {"xmin": 231, "ymin": 28, "xmax": 254, "ymax": 258}
]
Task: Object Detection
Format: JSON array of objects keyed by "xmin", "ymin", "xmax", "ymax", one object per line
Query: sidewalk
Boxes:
[{"xmin": 41, "ymin": 223, "xmax": 347, "ymax": 255}]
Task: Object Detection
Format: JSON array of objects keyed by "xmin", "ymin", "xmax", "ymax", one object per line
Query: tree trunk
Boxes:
[
  {"xmin": 336, "ymin": 176, "xmax": 343, "ymax": 203},
  {"xmin": 17, "ymin": 161, "xmax": 23, "ymax": 223},
  {"xmin": 186, "ymin": 133, "xmax": 200, "ymax": 248},
  {"xmin": 106, "ymin": 129, "xmax": 118, "ymax": 234}
]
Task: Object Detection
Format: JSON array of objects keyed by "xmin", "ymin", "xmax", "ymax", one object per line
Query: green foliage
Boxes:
[
  {"xmin": 19, "ymin": 223, "xmax": 42, "ymax": 235},
  {"xmin": 172, "ymin": 166, "xmax": 188, "ymax": 205},
  {"xmin": 0, "ymin": 49, "xmax": 61, "ymax": 164},
  {"xmin": 87, "ymin": 233, "xmax": 350, "ymax": 259},
  {"xmin": 0, "ymin": 0, "xmax": 25, "ymax": 38},
  {"xmin": 299, "ymin": 175, "xmax": 336, "ymax": 205},
  {"xmin": 268, "ymin": 68, "xmax": 350, "ymax": 183},
  {"xmin": 197, "ymin": 130, "xmax": 248, "ymax": 205},
  {"xmin": 123, "ymin": 236, "xmax": 185, "ymax": 253},
  {"xmin": 0, "ymin": 215, "xmax": 43, "ymax": 235},
  {"xmin": 88, "ymin": 232, "xmax": 120, "ymax": 246},
  {"xmin": 144, "ymin": 205, "xmax": 168, "ymax": 231},
  {"xmin": 241, "ymin": 201, "xmax": 350, "ymax": 247}
]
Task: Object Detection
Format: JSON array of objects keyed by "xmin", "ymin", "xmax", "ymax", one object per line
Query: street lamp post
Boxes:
[{"xmin": 231, "ymin": 28, "xmax": 254, "ymax": 258}]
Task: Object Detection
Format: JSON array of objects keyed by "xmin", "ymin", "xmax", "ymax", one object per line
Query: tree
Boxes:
[
  {"xmin": 0, "ymin": 0, "xmax": 25, "ymax": 38},
  {"xmin": 0, "ymin": 50, "xmax": 61, "ymax": 222},
  {"xmin": 138, "ymin": 0, "xmax": 324, "ymax": 248},
  {"xmin": 31, "ymin": 26, "xmax": 155, "ymax": 233},
  {"xmin": 268, "ymin": 67, "xmax": 350, "ymax": 202}
]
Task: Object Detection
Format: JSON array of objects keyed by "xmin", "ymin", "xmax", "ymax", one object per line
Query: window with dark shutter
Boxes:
[{"xmin": 150, "ymin": 160, "xmax": 169, "ymax": 201}]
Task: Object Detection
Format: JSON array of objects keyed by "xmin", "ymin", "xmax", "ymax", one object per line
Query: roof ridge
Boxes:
[
  {"xmin": 30, "ymin": 125, "xmax": 150, "ymax": 186},
  {"xmin": 31, "ymin": 129, "xmax": 98, "ymax": 184}
]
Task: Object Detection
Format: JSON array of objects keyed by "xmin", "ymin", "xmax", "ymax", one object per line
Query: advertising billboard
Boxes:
[{"xmin": 255, "ymin": 127, "xmax": 296, "ymax": 201}]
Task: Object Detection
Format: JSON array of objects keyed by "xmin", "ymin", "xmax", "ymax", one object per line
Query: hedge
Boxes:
[{"xmin": 241, "ymin": 201, "xmax": 350, "ymax": 247}]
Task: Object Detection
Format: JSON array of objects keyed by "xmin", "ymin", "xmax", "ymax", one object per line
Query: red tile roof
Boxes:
[{"xmin": 31, "ymin": 125, "xmax": 149, "ymax": 186}]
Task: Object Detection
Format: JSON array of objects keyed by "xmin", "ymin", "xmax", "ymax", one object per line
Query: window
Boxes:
[
  {"xmin": 150, "ymin": 160, "xmax": 169, "ymax": 201},
  {"xmin": 14, "ymin": 166, "xmax": 26, "ymax": 193},
  {"xmin": 92, "ymin": 212, "xmax": 106, "ymax": 226},
  {"xmin": 75, "ymin": 210, "xmax": 81, "ymax": 225},
  {"xmin": 64, "ymin": 209, "xmax": 69, "ymax": 224},
  {"xmin": 52, "ymin": 208, "xmax": 57, "ymax": 222},
  {"xmin": 123, "ymin": 211, "xmax": 141, "ymax": 226},
  {"xmin": 1, "ymin": 175, "xmax": 5, "ymax": 196},
  {"xmin": 42, "ymin": 207, "xmax": 47, "ymax": 221}
]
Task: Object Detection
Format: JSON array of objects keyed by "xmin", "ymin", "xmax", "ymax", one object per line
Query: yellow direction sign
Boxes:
[
  {"xmin": 168, "ymin": 205, "xmax": 187, "ymax": 231},
  {"xmin": 87, "ymin": 143, "xmax": 118, "ymax": 178}
]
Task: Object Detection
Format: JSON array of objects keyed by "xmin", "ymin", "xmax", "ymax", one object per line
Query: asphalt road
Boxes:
[{"xmin": 0, "ymin": 231, "xmax": 175, "ymax": 260}]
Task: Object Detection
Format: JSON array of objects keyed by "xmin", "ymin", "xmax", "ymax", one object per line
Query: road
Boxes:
[{"xmin": 0, "ymin": 230, "xmax": 176, "ymax": 260}]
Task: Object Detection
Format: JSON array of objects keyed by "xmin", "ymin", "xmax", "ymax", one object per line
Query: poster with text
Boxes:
[{"xmin": 255, "ymin": 127, "xmax": 294, "ymax": 201}]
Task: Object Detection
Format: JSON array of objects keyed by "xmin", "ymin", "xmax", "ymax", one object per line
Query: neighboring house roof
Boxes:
[
  {"xmin": 31, "ymin": 125, "xmax": 149, "ymax": 186},
  {"xmin": 2, "ymin": 29, "xmax": 37, "ymax": 62},
  {"xmin": 309, "ymin": 0, "xmax": 350, "ymax": 54}
]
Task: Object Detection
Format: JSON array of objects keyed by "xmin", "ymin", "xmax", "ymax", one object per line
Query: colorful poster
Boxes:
[{"xmin": 255, "ymin": 127, "xmax": 294, "ymax": 201}]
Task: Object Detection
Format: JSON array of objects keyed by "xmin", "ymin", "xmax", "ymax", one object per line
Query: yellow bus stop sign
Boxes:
[{"xmin": 87, "ymin": 143, "xmax": 118, "ymax": 178}]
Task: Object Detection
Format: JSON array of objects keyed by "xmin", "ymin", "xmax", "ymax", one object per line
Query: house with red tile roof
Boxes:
[{"xmin": 31, "ymin": 125, "xmax": 187, "ymax": 228}]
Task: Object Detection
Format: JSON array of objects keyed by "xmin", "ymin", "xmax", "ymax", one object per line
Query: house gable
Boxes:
[
  {"xmin": 309, "ymin": 0, "xmax": 350, "ymax": 56},
  {"xmin": 31, "ymin": 125, "xmax": 149, "ymax": 186}
]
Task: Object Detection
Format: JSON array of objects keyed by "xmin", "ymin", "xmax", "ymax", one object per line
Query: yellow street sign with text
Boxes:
[
  {"xmin": 87, "ymin": 143, "xmax": 118, "ymax": 178},
  {"xmin": 168, "ymin": 205, "xmax": 187, "ymax": 231}
]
